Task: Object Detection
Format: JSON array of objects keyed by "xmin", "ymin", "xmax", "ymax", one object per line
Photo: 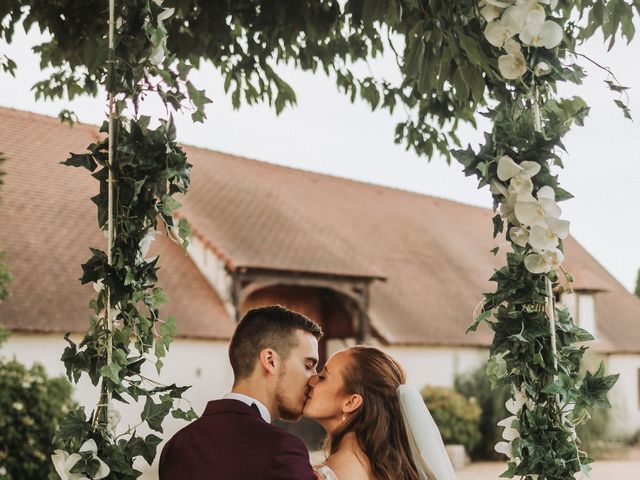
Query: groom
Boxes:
[{"xmin": 159, "ymin": 305, "xmax": 322, "ymax": 480}]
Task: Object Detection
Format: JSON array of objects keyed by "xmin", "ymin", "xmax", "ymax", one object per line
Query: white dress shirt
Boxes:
[{"xmin": 223, "ymin": 392, "xmax": 272, "ymax": 423}]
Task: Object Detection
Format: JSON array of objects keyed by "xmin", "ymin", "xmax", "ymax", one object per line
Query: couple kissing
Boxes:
[{"xmin": 159, "ymin": 305, "xmax": 456, "ymax": 480}]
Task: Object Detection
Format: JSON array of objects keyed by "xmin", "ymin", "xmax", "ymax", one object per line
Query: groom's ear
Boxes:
[
  {"xmin": 258, "ymin": 348, "xmax": 279, "ymax": 375},
  {"xmin": 343, "ymin": 394, "xmax": 363, "ymax": 414}
]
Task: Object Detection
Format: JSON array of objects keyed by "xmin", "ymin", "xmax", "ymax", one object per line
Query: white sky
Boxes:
[{"xmin": 2, "ymin": 24, "xmax": 639, "ymax": 291}]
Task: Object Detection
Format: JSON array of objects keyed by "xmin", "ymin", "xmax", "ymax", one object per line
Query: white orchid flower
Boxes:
[
  {"xmin": 497, "ymin": 156, "xmax": 541, "ymax": 181},
  {"xmin": 514, "ymin": 195, "xmax": 561, "ymax": 227},
  {"xmin": 490, "ymin": 180, "xmax": 509, "ymax": 197},
  {"xmin": 498, "ymin": 157, "xmax": 540, "ymax": 200},
  {"xmin": 157, "ymin": 7, "xmax": 174, "ymax": 22},
  {"xmin": 506, "ymin": 386, "xmax": 533, "ymax": 414},
  {"xmin": 508, "ymin": 174, "xmax": 535, "ymax": 199},
  {"xmin": 79, "ymin": 440, "xmax": 110, "ymax": 480},
  {"xmin": 484, "ymin": 20, "xmax": 516, "ymax": 47},
  {"xmin": 51, "ymin": 450, "xmax": 88, "ymax": 480},
  {"xmin": 484, "ymin": 0, "xmax": 516, "ymax": 7},
  {"xmin": 538, "ymin": 0, "xmax": 558, "ymax": 7},
  {"xmin": 139, "ymin": 230, "xmax": 156, "ymax": 258},
  {"xmin": 495, "ymin": 440, "xmax": 515, "ymax": 459},
  {"xmin": 506, "ymin": 396, "xmax": 525, "ymax": 415},
  {"xmin": 52, "ymin": 440, "xmax": 110, "ymax": 480},
  {"xmin": 528, "ymin": 217, "xmax": 570, "ymax": 250},
  {"xmin": 534, "ymin": 61, "xmax": 551, "ymax": 76},
  {"xmin": 499, "ymin": 194, "xmax": 519, "ymax": 224},
  {"xmin": 502, "ymin": 0, "xmax": 545, "ymax": 33},
  {"xmin": 498, "ymin": 415, "xmax": 520, "ymax": 441},
  {"xmin": 480, "ymin": 4, "xmax": 504, "ymax": 22},
  {"xmin": 520, "ymin": 19, "xmax": 563, "ymax": 48},
  {"xmin": 509, "ymin": 226, "xmax": 529, "ymax": 247},
  {"xmin": 497, "ymin": 155, "xmax": 522, "ymax": 181},
  {"xmin": 498, "ymin": 38, "xmax": 528, "ymax": 79},
  {"xmin": 524, "ymin": 248, "xmax": 564, "ymax": 274}
]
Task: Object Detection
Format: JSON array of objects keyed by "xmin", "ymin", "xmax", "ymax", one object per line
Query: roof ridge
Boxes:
[
  {"xmin": 0, "ymin": 105, "xmax": 490, "ymax": 213},
  {"xmin": 185, "ymin": 143, "xmax": 492, "ymax": 213}
]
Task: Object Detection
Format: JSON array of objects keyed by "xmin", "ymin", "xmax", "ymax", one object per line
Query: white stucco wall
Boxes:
[
  {"xmin": 605, "ymin": 354, "xmax": 640, "ymax": 436},
  {"xmin": 1, "ymin": 333, "xmax": 233, "ymax": 477},
  {"xmin": 187, "ymin": 235, "xmax": 235, "ymax": 319}
]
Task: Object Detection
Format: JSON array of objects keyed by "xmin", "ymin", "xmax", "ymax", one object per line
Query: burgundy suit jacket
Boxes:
[{"xmin": 159, "ymin": 399, "xmax": 316, "ymax": 480}]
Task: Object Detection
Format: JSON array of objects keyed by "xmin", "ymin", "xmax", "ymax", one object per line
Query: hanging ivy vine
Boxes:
[
  {"xmin": 453, "ymin": 1, "xmax": 625, "ymax": 478},
  {"xmin": 45, "ymin": 1, "xmax": 208, "ymax": 478},
  {"xmin": 0, "ymin": 1, "xmax": 637, "ymax": 478}
]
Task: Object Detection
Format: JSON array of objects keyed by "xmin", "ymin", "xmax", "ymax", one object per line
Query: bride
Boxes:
[{"xmin": 303, "ymin": 345, "xmax": 456, "ymax": 480}]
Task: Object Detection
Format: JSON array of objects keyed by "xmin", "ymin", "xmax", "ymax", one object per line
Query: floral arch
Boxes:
[{"xmin": 0, "ymin": 0, "xmax": 634, "ymax": 478}]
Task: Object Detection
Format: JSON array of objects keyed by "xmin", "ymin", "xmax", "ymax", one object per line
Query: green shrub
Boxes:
[
  {"xmin": 455, "ymin": 364, "xmax": 511, "ymax": 460},
  {"xmin": 421, "ymin": 385, "xmax": 482, "ymax": 452},
  {"xmin": 0, "ymin": 358, "xmax": 76, "ymax": 480},
  {"xmin": 575, "ymin": 405, "xmax": 615, "ymax": 458}
]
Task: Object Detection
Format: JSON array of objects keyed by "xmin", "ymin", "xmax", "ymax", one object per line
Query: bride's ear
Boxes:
[{"xmin": 342, "ymin": 394, "xmax": 363, "ymax": 414}]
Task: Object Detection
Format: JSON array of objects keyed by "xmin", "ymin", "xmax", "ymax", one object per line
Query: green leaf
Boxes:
[
  {"xmin": 171, "ymin": 407, "xmax": 198, "ymax": 421},
  {"xmin": 160, "ymin": 194, "xmax": 182, "ymax": 215},
  {"xmin": 141, "ymin": 396, "xmax": 172, "ymax": 433},
  {"xmin": 467, "ymin": 309, "xmax": 491, "ymax": 333},
  {"xmin": 62, "ymin": 153, "xmax": 97, "ymax": 171},
  {"xmin": 100, "ymin": 362, "xmax": 122, "ymax": 384},
  {"xmin": 152, "ymin": 287, "xmax": 170, "ymax": 306},
  {"xmin": 486, "ymin": 352, "xmax": 508, "ymax": 390},
  {"xmin": 178, "ymin": 217, "xmax": 191, "ymax": 251},
  {"xmin": 578, "ymin": 361, "xmax": 619, "ymax": 408},
  {"xmin": 159, "ymin": 316, "xmax": 177, "ymax": 337}
]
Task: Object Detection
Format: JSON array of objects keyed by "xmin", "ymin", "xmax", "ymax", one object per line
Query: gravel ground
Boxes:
[{"xmin": 457, "ymin": 459, "xmax": 640, "ymax": 480}]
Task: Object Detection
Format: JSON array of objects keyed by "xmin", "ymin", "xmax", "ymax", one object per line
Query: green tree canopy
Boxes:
[{"xmin": 1, "ymin": 1, "xmax": 636, "ymax": 160}]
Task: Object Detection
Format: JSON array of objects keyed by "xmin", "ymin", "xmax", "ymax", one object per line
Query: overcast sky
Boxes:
[{"xmin": 2, "ymin": 24, "xmax": 639, "ymax": 292}]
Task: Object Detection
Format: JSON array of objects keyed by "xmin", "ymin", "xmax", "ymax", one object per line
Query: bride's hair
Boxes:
[{"xmin": 327, "ymin": 345, "xmax": 436, "ymax": 480}]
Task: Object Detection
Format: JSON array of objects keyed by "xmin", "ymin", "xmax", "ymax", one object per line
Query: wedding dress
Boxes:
[{"xmin": 316, "ymin": 465, "xmax": 339, "ymax": 480}]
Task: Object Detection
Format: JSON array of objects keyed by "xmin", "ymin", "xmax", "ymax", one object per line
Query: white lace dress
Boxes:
[{"xmin": 316, "ymin": 465, "xmax": 339, "ymax": 480}]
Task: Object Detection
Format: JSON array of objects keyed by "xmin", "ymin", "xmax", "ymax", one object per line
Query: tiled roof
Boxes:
[
  {"xmin": 1, "ymin": 107, "xmax": 639, "ymax": 351},
  {"xmin": 0, "ymin": 107, "xmax": 234, "ymax": 339},
  {"xmin": 179, "ymin": 136, "xmax": 640, "ymax": 352}
]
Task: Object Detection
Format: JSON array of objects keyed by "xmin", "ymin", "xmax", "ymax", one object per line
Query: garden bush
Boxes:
[
  {"xmin": 0, "ymin": 349, "xmax": 76, "ymax": 480},
  {"xmin": 421, "ymin": 385, "xmax": 482, "ymax": 453},
  {"xmin": 455, "ymin": 365, "xmax": 512, "ymax": 460}
]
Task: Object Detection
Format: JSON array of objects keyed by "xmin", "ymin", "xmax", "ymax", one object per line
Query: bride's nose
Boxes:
[{"xmin": 308, "ymin": 374, "xmax": 319, "ymax": 387}]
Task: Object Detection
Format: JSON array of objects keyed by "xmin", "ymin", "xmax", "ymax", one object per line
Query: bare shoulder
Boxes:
[{"xmin": 325, "ymin": 450, "xmax": 370, "ymax": 480}]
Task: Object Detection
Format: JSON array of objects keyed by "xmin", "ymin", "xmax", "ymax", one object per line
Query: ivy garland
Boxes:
[
  {"xmin": 49, "ymin": 1, "xmax": 209, "ymax": 478},
  {"xmin": 454, "ymin": 1, "xmax": 621, "ymax": 478}
]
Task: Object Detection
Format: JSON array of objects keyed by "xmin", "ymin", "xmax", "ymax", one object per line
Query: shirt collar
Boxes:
[{"xmin": 223, "ymin": 392, "xmax": 272, "ymax": 423}]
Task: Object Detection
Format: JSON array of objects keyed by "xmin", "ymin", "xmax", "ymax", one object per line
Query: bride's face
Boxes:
[{"xmin": 303, "ymin": 350, "xmax": 352, "ymax": 424}]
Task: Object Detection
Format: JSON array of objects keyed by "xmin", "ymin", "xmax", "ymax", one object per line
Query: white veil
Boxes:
[{"xmin": 397, "ymin": 385, "xmax": 457, "ymax": 480}]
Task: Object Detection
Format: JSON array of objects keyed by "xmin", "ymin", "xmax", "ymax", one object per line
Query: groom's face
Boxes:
[{"xmin": 274, "ymin": 329, "xmax": 319, "ymax": 421}]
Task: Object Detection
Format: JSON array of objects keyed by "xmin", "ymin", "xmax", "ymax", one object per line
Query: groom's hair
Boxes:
[{"xmin": 229, "ymin": 305, "xmax": 322, "ymax": 380}]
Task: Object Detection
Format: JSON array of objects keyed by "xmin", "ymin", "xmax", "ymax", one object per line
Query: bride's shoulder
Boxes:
[{"xmin": 321, "ymin": 451, "xmax": 370, "ymax": 480}]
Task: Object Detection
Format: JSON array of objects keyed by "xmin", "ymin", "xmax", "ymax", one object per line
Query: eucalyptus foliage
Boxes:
[{"xmin": 1, "ymin": 0, "xmax": 637, "ymax": 479}]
